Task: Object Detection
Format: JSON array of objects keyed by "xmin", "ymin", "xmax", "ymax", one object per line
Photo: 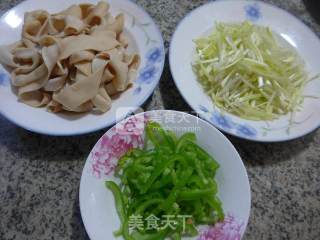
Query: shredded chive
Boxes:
[{"xmin": 193, "ymin": 21, "xmax": 313, "ymax": 120}]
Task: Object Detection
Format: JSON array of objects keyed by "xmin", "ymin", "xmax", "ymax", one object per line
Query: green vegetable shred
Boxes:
[
  {"xmin": 105, "ymin": 121, "xmax": 224, "ymax": 240},
  {"xmin": 193, "ymin": 21, "xmax": 310, "ymax": 120}
]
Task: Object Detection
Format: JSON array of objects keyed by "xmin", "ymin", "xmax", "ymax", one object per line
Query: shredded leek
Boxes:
[{"xmin": 193, "ymin": 21, "xmax": 309, "ymax": 120}]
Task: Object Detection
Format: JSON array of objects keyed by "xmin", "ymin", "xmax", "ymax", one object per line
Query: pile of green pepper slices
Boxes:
[{"xmin": 106, "ymin": 121, "xmax": 224, "ymax": 240}]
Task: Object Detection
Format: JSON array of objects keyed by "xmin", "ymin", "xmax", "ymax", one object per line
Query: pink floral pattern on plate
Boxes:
[
  {"xmin": 198, "ymin": 214, "xmax": 244, "ymax": 240},
  {"xmin": 91, "ymin": 114, "xmax": 148, "ymax": 178},
  {"xmin": 88, "ymin": 111, "xmax": 247, "ymax": 239}
]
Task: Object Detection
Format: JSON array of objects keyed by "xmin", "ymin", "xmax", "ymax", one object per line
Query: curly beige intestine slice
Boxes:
[
  {"xmin": 102, "ymin": 67, "xmax": 114, "ymax": 84},
  {"xmin": 92, "ymin": 13, "xmax": 124, "ymax": 36},
  {"xmin": 22, "ymin": 10, "xmax": 50, "ymax": 43},
  {"xmin": 59, "ymin": 34, "xmax": 119, "ymax": 60},
  {"xmin": 11, "ymin": 48, "xmax": 41, "ymax": 76},
  {"xmin": 0, "ymin": 42, "xmax": 21, "ymax": 69},
  {"xmin": 53, "ymin": 61, "xmax": 107, "ymax": 110},
  {"xmin": 118, "ymin": 32, "xmax": 129, "ymax": 48},
  {"xmin": 79, "ymin": 4, "xmax": 95, "ymax": 19},
  {"xmin": 75, "ymin": 62, "xmax": 92, "ymax": 76},
  {"xmin": 62, "ymin": 100, "xmax": 93, "ymax": 112},
  {"xmin": 69, "ymin": 50, "xmax": 95, "ymax": 65},
  {"xmin": 16, "ymin": 44, "xmax": 60, "ymax": 106},
  {"xmin": 0, "ymin": 1, "xmax": 141, "ymax": 114},
  {"xmin": 92, "ymin": 86, "xmax": 112, "ymax": 112},
  {"xmin": 44, "ymin": 62, "xmax": 69, "ymax": 92},
  {"xmin": 84, "ymin": 1, "xmax": 110, "ymax": 26},
  {"xmin": 47, "ymin": 99, "xmax": 62, "ymax": 113}
]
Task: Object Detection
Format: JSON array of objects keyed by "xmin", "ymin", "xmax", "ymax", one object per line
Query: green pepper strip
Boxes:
[
  {"xmin": 184, "ymin": 220, "xmax": 198, "ymax": 236},
  {"xmin": 188, "ymin": 175, "xmax": 206, "ymax": 188},
  {"xmin": 139, "ymin": 155, "xmax": 178, "ymax": 194},
  {"xmin": 105, "ymin": 181, "xmax": 127, "ymax": 236},
  {"xmin": 189, "ymin": 142, "xmax": 220, "ymax": 170},
  {"xmin": 184, "ymin": 152, "xmax": 209, "ymax": 185},
  {"xmin": 127, "ymin": 192, "xmax": 162, "ymax": 214},
  {"xmin": 135, "ymin": 199, "xmax": 163, "ymax": 215},
  {"xmin": 152, "ymin": 175, "xmax": 173, "ymax": 189},
  {"xmin": 156, "ymin": 168, "xmax": 194, "ymax": 214},
  {"xmin": 123, "ymin": 218, "xmax": 133, "ymax": 240},
  {"xmin": 206, "ymin": 197, "xmax": 225, "ymax": 221},
  {"xmin": 175, "ymin": 132, "xmax": 196, "ymax": 153},
  {"xmin": 155, "ymin": 189, "xmax": 179, "ymax": 215},
  {"xmin": 146, "ymin": 122, "xmax": 174, "ymax": 150},
  {"xmin": 178, "ymin": 188, "xmax": 217, "ymax": 201}
]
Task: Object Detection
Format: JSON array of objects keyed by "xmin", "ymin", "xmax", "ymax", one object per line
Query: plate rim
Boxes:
[
  {"xmin": 0, "ymin": 0, "xmax": 165, "ymax": 136},
  {"xmin": 169, "ymin": 0, "xmax": 320, "ymax": 142},
  {"xmin": 79, "ymin": 109, "xmax": 252, "ymax": 240}
]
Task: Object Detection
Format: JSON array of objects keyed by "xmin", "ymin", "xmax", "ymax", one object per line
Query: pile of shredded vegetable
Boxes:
[
  {"xmin": 193, "ymin": 21, "xmax": 309, "ymax": 120},
  {"xmin": 106, "ymin": 121, "xmax": 224, "ymax": 240}
]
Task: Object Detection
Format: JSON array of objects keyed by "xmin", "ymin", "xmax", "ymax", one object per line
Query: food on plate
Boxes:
[
  {"xmin": 193, "ymin": 21, "xmax": 310, "ymax": 120},
  {"xmin": 106, "ymin": 121, "xmax": 224, "ymax": 240},
  {"xmin": 0, "ymin": 1, "xmax": 140, "ymax": 113}
]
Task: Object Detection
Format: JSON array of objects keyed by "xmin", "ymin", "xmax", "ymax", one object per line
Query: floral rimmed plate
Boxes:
[
  {"xmin": 79, "ymin": 110, "xmax": 251, "ymax": 240},
  {"xmin": 0, "ymin": 0, "xmax": 164, "ymax": 136},
  {"xmin": 169, "ymin": 0, "xmax": 320, "ymax": 142}
]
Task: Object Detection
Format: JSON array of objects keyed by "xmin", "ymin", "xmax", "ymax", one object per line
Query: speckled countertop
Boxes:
[{"xmin": 0, "ymin": 0, "xmax": 319, "ymax": 239}]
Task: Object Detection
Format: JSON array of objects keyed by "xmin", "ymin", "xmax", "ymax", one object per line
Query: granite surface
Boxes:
[{"xmin": 0, "ymin": 0, "xmax": 319, "ymax": 239}]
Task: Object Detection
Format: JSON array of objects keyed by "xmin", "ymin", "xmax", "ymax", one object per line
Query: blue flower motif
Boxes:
[
  {"xmin": 133, "ymin": 86, "xmax": 142, "ymax": 95},
  {"xmin": 137, "ymin": 65, "xmax": 157, "ymax": 84},
  {"xmin": 210, "ymin": 112, "xmax": 233, "ymax": 130},
  {"xmin": 236, "ymin": 124, "xmax": 257, "ymax": 137},
  {"xmin": 199, "ymin": 105, "xmax": 209, "ymax": 113},
  {"xmin": 146, "ymin": 47, "xmax": 163, "ymax": 64},
  {"xmin": 0, "ymin": 72, "xmax": 9, "ymax": 86},
  {"xmin": 245, "ymin": 3, "xmax": 261, "ymax": 21}
]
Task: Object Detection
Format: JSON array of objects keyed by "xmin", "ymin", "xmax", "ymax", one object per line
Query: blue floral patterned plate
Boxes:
[
  {"xmin": 170, "ymin": 0, "xmax": 320, "ymax": 142},
  {"xmin": 0, "ymin": 0, "xmax": 164, "ymax": 136}
]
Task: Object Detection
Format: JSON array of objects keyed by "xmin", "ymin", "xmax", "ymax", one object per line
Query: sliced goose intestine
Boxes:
[
  {"xmin": 53, "ymin": 60, "xmax": 107, "ymax": 110},
  {"xmin": 59, "ymin": 34, "xmax": 119, "ymax": 60},
  {"xmin": 84, "ymin": 1, "xmax": 110, "ymax": 26},
  {"xmin": 22, "ymin": 10, "xmax": 50, "ymax": 43},
  {"xmin": 69, "ymin": 50, "xmax": 95, "ymax": 65},
  {"xmin": 92, "ymin": 86, "xmax": 112, "ymax": 112},
  {"xmin": 0, "ymin": 1, "xmax": 140, "ymax": 113}
]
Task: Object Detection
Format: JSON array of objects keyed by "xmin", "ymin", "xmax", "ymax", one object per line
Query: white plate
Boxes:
[
  {"xmin": 0, "ymin": 0, "xmax": 164, "ymax": 136},
  {"xmin": 80, "ymin": 110, "xmax": 251, "ymax": 240},
  {"xmin": 169, "ymin": 0, "xmax": 320, "ymax": 142}
]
